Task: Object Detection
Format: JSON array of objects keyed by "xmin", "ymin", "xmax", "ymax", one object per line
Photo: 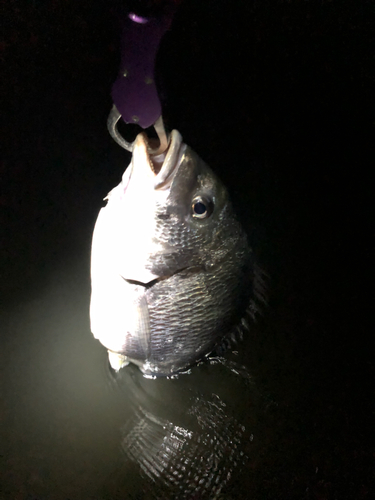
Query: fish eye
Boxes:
[{"xmin": 191, "ymin": 196, "xmax": 213, "ymax": 219}]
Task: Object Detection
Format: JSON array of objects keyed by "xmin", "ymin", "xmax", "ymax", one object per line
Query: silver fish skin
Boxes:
[{"xmin": 90, "ymin": 130, "xmax": 254, "ymax": 376}]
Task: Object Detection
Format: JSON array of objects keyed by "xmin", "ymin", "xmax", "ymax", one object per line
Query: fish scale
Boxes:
[{"xmin": 120, "ymin": 392, "xmax": 248, "ymax": 499}]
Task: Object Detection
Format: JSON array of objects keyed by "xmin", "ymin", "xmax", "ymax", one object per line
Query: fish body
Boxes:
[{"xmin": 90, "ymin": 131, "xmax": 254, "ymax": 376}]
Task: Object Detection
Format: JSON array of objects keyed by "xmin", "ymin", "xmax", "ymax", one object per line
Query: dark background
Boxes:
[{"xmin": 2, "ymin": 0, "xmax": 374, "ymax": 498}]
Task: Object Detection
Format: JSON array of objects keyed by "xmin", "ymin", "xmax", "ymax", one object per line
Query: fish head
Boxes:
[{"xmin": 104, "ymin": 130, "xmax": 245, "ymax": 284}]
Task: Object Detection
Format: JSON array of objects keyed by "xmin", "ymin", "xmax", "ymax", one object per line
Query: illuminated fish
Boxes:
[{"xmin": 90, "ymin": 130, "xmax": 262, "ymax": 376}]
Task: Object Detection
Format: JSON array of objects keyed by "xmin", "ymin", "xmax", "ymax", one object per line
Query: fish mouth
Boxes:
[{"xmin": 135, "ymin": 130, "xmax": 186, "ymax": 189}]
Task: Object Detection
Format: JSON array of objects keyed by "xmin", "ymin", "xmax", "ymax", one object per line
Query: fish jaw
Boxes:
[
  {"xmin": 99, "ymin": 131, "xmax": 185, "ymax": 285},
  {"xmin": 90, "ymin": 129, "xmax": 190, "ymax": 351}
]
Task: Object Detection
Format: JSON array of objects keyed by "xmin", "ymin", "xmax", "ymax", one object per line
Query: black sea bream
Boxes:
[{"xmin": 90, "ymin": 130, "xmax": 260, "ymax": 376}]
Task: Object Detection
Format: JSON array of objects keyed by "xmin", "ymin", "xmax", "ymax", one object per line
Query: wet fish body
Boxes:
[{"xmin": 90, "ymin": 131, "xmax": 255, "ymax": 376}]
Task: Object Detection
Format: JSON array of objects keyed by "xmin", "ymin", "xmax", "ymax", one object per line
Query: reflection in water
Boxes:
[{"xmin": 105, "ymin": 359, "xmax": 262, "ymax": 499}]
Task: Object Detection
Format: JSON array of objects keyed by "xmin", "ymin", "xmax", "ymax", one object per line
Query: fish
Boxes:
[{"xmin": 90, "ymin": 130, "xmax": 261, "ymax": 377}]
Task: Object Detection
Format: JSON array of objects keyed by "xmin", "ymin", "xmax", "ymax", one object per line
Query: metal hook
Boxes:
[
  {"xmin": 107, "ymin": 105, "xmax": 169, "ymax": 156},
  {"xmin": 107, "ymin": 105, "xmax": 134, "ymax": 152},
  {"xmin": 152, "ymin": 115, "xmax": 169, "ymax": 156}
]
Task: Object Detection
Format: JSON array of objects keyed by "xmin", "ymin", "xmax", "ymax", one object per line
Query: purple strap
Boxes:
[{"xmin": 111, "ymin": 8, "xmax": 175, "ymax": 129}]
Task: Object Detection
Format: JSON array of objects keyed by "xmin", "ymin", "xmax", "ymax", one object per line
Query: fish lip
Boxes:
[{"xmin": 138, "ymin": 130, "xmax": 186, "ymax": 190}]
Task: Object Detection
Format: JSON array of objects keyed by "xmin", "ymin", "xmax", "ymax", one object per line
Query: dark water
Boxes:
[{"xmin": 2, "ymin": 1, "xmax": 374, "ymax": 499}]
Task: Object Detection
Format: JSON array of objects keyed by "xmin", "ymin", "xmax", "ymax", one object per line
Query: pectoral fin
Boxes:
[{"xmin": 108, "ymin": 351, "xmax": 130, "ymax": 371}]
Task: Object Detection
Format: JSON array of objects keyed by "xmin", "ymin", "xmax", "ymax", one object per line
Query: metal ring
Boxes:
[
  {"xmin": 107, "ymin": 105, "xmax": 134, "ymax": 152},
  {"xmin": 107, "ymin": 105, "xmax": 169, "ymax": 156}
]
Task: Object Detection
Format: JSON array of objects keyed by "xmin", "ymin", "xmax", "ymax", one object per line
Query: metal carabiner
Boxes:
[
  {"xmin": 107, "ymin": 105, "xmax": 134, "ymax": 152},
  {"xmin": 107, "ymin": 105, "xmax": 169, "ymax": 156}
]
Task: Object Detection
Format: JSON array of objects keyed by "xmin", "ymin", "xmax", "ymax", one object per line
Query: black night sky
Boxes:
[{"xmin": 2, "ymin": 1, "xmax": 374, "ymax": 498}]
